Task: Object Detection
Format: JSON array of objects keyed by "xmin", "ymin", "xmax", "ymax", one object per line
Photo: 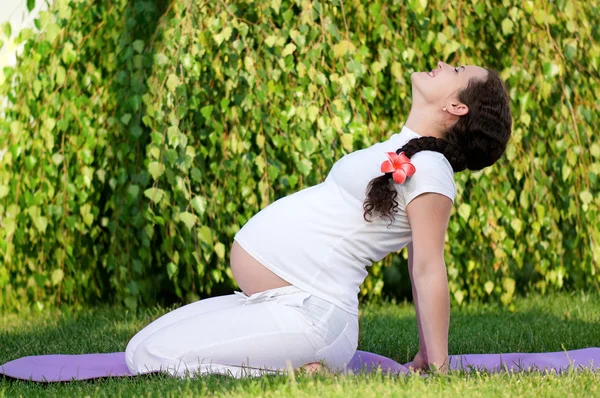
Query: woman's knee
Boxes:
[
  {"xmin": 126, "ymin": 328, "xmax": 171, "ymax": 374},
  {"xmin": 125, "ymin": 330, "xmax": 144, "ymax": 372},
  {"xmin": 127, "ymin": 336, "xmax": 166, "ymax": 374},
  {"xmin": 125, "ymin": 335, "xmax": 144, "ymax": 374}
]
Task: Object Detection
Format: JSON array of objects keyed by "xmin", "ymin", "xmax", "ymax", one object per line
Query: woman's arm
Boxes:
[
  {"xmin": 406, "ymin": 192, "xmax": 453, "ymax": 372},
  {"xmin": 407, "ymin": 242, "xmax": 427, "ymax": 365}
]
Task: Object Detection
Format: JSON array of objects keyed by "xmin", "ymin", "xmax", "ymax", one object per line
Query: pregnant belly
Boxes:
[{"xmin": 230, "ymin": 240, "xmax": 291, "ymax": 296}]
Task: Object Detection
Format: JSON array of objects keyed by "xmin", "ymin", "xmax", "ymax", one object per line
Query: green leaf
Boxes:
[
  {"xmin": 191, "ymin": 196, "xmax": 207, "ymax": 215},
  {"xmin": 562, "ymin": 164, "xmax": 572, "ymax": 181},
  {"xmin": 271, "ymin": 0, "xmax": 282, "ymax": 14},
  {"xmin": 332, "ymin": 116, "xmax": 343, "ymax": 131},
  {"xmin": 166, "ymin": 74, "xmax": 181, "ymax": 92},
  {"xmin": 484, "ymin": 281, "xmax": 494, "ymax": 295},
  {"xmin": 503, "ymin": 277, "xmax": 516, "ymax": 296},
  {"xmin": 51, "ymin": 153, "xmax": 64, "ymax": 166},
  {"xmin": 2, "ymin": 22, "xmax": 11, "ymax": 38},
  {"xmin": 361, "ymin": 87, "xmax": 376, "ymax": 104},
  {"xmin": 333, "ymin": 40, "xmax": 356, "ymax": 58},
  {"xmin": 519, "ymin": 190, "xmax": 529, "ymax": 209},
  {"xmin": 191, "ymin": 167, "xmax": 202, "ymax": 182},
  {"xmin": 510, "ymin": 218, "xmax": 522, "ymax": 235},
  {"xmin": 120, "ymin": 113, "xmax": 132, "ymax": 125},
  {"xmin": 453, "ymin": 290, "xmax": 464, "ymax": 305},
  {"xmin": 579, "ymin": 190, "xmax": 593, "ymax": 205},
  {"xmin": 214, "ymin": 242, "xmax": 225, "ymax": 259},
  {"xmin": 4, "ymin": 218, "xmax": 15, "ymax": 238},
  {"xmin": 281, "ymin": 43, "xmax": 297, "ymax": 57},
  {"xmin": 132, "ymin": 40, "xmax": 144, "ymax": 53},
  {"xmin": 7, "ymin": 204, "xmax": 20, "ymax": 218},
  {"xmin": 179, "ymin": 211, "xmax": 197, "ymax": 230},
  {"xmin": 197, "ymin": 225, "xmax": 213, "ymax": 245},
  {"xmin": 144, "ymin": 188, "xmax": 165, "ymax": 204},
  {"xmin": 458, "ymin": 203, "xmax": 471, "ymax": 222},
  {"xmin": 307, "ymin": 105, "xmax": 319, "ymax": 123},
  {"xmin": 167, "ymin": 126, "xmax": 180, "ymax": 147},
  {"xmin": 27, "ymin": 0, "xmax": 36, "ymax": 12},
  {"xmin": 148, "ymin": 162, "xmax": 165, "ymax": 180},
  {"xmin": 51, "ymin": 269, "xmax": 64, "ymax": 286},
  {"xmin": 296, "ymin": 158, "xmax": 312, "ymax": 176},
  {"xmin": 221, "ymin": 27, "xmax": 233, "ymax": 43},
  {"xmin": 80, "ymin": 204, "xmax": 94, "ymax": 227},
  {"xmin": 44, "ymin": 117, "xmax": 56, "ymax": 131},
  {"xmin": 341, "ymin": 133, "xmax": 353, "ymax": 152},
  {"xmin": 167, "ymin": 262, "xmax": 177, "ymax": 279},
  {"xmin": 265, "ymin": 35, "xmax": 278, "ymax": 47},
  {"xmin": 339, "ymin": 73, "xmax": 356, "ymax": 95},
  {"xmin": 128, "ymin": 184, "xmax": 140, "ymax": 199},
  {"xmin": 164, "ymin": 148, "xmax": 178, "ymax": 165},
  {"xmin": 57, "ymin": 0, "xmax": 72, "ymax": 19},
  {"xmin": 591, "ymin": 144, "xmax": 600, "ymax": 159},
  {"xmin": 155, "ymin": 53, "xmax": 168, "ymax": 66},
  {"xmin": 130, "ymin": 126, "xmax": 142, "ymax": 139},
  {"xmin": 533, "ymin": 9, "xmax": 547, "ymax": 25},
  {"xmin": 201, "ymin": 105, "xmax": 213, "ymax": 121},
  {"xmin": 33, "ymin": 216, "xmax": 48, "ymax": 233},
  {"xmin": 501, "ymin": 18, "xmax": 514, "ymax": 35},
  {"xmin": 255, "ymin": 156, "xmax": 266, "ymax": 173},
  {"xmin": 45, "ymin": 23, "xmax": 60, "ymax": 43},
  {"xmin": 519, "ymin": 92, "xmax": 530, "ymax": 113},
  {"xmin": 244, "ymin": 56, "xmax": 255, "ymax": 75},
  {"xmin": 543, "ymin": 62, "xmax": 560, "ymax": 78},
  {"xmin": 56, "ymin": 66, "xmax": 66, "ymax": 85}
]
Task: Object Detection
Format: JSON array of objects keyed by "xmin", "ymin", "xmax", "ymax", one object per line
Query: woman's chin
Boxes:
[{"xmin": 410, "ymin": 72, "xmax": 428, "ymax": 89}]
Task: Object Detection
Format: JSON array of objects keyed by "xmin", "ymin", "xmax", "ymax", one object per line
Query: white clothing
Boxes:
[
  {"xmin": 126, "ymin": 285, "xmax": 358, "ymax": 377},
  {"xmin": 234, "ymin": 125, "xmax": 456, "ymax": 315}
]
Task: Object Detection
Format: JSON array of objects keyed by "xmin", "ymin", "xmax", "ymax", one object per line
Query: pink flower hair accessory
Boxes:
[{"xmin": 381, "ymin": 152, "xmax": 416, "ymax": 184}]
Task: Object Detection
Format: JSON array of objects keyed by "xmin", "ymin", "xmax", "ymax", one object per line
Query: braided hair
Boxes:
[{"xmin": 363, "ymin": 68, "xmax": 513, "ymax": 225}]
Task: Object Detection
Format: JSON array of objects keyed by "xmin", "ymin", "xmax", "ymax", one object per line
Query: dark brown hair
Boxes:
[{"xmin": 363, "ymin": 68, "xmax": 513, "ymax": 225}]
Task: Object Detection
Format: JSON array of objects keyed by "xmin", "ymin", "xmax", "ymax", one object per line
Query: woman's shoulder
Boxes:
[
  {"xmin": 409, "ymin": 150, "xmax": 454, "ymax": 174},
  {"xmin": 400, "ymin": 150, "xmax": 457, "ymax": 200}
]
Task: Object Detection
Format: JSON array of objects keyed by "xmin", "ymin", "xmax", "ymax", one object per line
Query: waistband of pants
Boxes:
[
  {"xmin": 233, "ymin": 285, "xmax": 311, "ymax": 307},
  {"xmin": 234, "ymin": 285, "xmax": 358, "ymax": 326}
]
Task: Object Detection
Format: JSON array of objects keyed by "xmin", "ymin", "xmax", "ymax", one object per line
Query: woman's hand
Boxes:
[
  {"xmin": 409, "ymin": 351, "xmax": 449, "ymax": 374},
  {"xmin": 408, "ymin": 351, "xmax": 427, "ymax": 372}
]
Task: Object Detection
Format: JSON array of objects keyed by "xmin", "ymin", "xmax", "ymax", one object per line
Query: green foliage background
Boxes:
[{"xmin": 0, "ymin": 0, "xmax": 598, "ymax": 312}]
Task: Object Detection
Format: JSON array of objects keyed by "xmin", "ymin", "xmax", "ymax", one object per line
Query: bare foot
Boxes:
[{"xmin": 297, "ymin": 362, "xmax": 324, "ymax": 375}]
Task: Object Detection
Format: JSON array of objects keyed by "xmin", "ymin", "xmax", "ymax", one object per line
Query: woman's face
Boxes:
[{"xmin": 411, "ymin": 61, "xmax": 488, "ymax": 107}]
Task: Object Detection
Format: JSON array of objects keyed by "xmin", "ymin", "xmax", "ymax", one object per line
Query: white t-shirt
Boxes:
[{"xmin": 233, "ymin": 125, "xmax": 456, "ymax": 315}]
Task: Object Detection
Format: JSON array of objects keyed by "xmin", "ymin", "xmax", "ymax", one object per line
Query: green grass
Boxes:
[{"xmin": 1, "ymin": 292, "xmax": 599, "ymax": 397}]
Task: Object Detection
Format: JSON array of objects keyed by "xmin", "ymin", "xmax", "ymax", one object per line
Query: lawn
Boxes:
[{"xmin": 1, "ymin": 292, "xmax": 599, "ymax": 397}]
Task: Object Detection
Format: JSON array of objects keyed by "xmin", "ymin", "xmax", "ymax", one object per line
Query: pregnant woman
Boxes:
[{"xmin": 125, "ymin": 61, "xmax": 512, "ymax": 377}]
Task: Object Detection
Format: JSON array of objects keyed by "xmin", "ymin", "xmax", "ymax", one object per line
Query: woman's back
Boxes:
[{"xmin": 233, "ymin": 125, "xmax": 456, "ymax": 316}]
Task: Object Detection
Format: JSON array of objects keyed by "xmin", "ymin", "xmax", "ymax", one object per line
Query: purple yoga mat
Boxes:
[{"xmin": 2, "ymin": 348, "xmax": 599, "ymax": 382}]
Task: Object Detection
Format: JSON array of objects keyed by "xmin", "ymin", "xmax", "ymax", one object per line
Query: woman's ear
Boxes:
[{"xmin": 444, "ymin": 102, "xmax": 469, "ymax": 117}]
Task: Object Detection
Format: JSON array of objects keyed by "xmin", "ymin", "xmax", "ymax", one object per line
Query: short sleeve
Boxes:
[{"xmin": 400, "ymin": 151, "xmax": 456, "ymax": 207}]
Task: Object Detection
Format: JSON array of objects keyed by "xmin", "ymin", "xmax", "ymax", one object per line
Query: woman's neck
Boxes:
[{"xmin": 405, "ymin": 108, "xmax": 447, "ymax": 139}]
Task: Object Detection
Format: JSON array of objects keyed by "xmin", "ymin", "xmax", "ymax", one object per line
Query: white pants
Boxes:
[{"xmin": 125, "ymin": 285, "xmax": 359, "ymax": 378}]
